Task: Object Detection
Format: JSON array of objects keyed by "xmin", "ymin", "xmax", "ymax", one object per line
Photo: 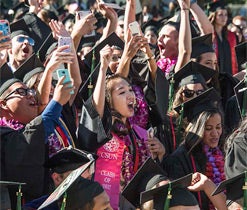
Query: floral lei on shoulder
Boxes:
[{"xmin": 0, "ymin": 117, "xmax": 24, "ymax": 130}]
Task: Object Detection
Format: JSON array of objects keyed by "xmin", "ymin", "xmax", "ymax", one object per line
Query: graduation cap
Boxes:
[
  {"xmin": 191, "ymin": 33, "xmax": 214, "ymax": 59},
  {"xmin": 0, "ymin": 181, "xmax": 26, "ymax": 210},
  {"xmin": 78, "ymin": 33, "xmax": 101, "ymax": 51},
  {"xmin": 207, "ymin": 0, "xmax": 226, "ymax": 13},
  {"xmin": 84, "ymin": 32, "xmax": 124, "ymax": 68},
  {"xmin": 36, "ymin": 33, "xmax": 57, "ymax": 63},
  {"xmin": 10, "ymin": 1, "xmax": 29, "ymax": 18},
  {"xmin": 174, "ymin": 87, "xmax": 221, "ymax": 122},
  {"xmin": 14, "ymin": 53, "xmax": 45, "ymax": 83},
  {"xmin": 234, "ymin": 77, "xmax": 247, "ymax": 119},
  {"xmin": 235, "ymin": 41, "xmax": 247, "ymax": 71},
  {"xmin": 122, "ymin": 158, "xmax": 167, "ymax": 208},
  {"xmin": 212, "ymin": 171, "xmax": 247, "ymax": 207},
  {"xmin": 140, "ymin": 173, "xmax": 198, "ymax": 210},
  {"xmin": 173, "ymin": 60, "xmax": 216, "ymax": 89},
  {"xmin": 38, "ymin": 159, "xmax": 95, "ymax": 210},
  {"xmin": 44, "ymin": 146, "xmax": 95, "ymax": 174},
  {"xmin": 0, "ymin": 63, "xmax": 20, "ymax": 96},
  {"xmin": 10, "ymin": 18, "xmax": 31, "ymax": 38}
]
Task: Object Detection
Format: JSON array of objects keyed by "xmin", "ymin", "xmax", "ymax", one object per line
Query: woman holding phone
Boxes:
[{"xmin": 78, "ymin": 45, "xmax": 165, "ymax": 209}]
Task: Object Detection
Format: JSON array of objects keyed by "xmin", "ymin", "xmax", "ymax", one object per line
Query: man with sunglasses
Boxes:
[
  {"xmin": 8, "ymin": 19, "xmax": 35, "ymax": 72},
  {"xmin": 0, "ymin": 63, "xmax": 74, "ymax": 209}
]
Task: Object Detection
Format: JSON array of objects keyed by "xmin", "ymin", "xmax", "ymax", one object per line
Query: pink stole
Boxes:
[{"xmin": 94, "ymin": 125, "xmax": 148, "ymax": 210}]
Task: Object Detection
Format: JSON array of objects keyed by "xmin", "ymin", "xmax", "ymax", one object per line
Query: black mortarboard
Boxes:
[
  {"xmin": 38, "ymin": 160, "xmax": 95, "ymax": 210},
  {"xmin": 10, "ymin": 18, "xmax": 30, "ymax": 38},
  {"xmin": 36, "ymin": 33, "xmax": 57, "ymax": 63},
  {"xmin": 84, "ymin": 32, "xmax": 124, "ymax": 68},
  {"xmin": 212, "ymin": 171, "xmax": 247, "ymax": 203},
  {"xmin": 191, "ymin": 33, "xmax": 215, "ymax": 59},
  {"xmin": 174, "ymin": 87, "xmax": 221, "ymax": 122},
  {"xmin": 122, "ymin": 158, "xmax": 167, "ymax": 208},
  {"xmin": 140, "ymin": 173, "xmax": 198, "ymax": 209},
  {"xmin": 208, "ymin": 0, "xmax": 226, "ymax": 13},
  {"xmin": 234, "ymin": 77, "xmax": 247, "ymax": 119},
  {"xmin": 235, "ymin": 41, "xmax": 247, "ymax": 71},
  {"xmin": 141, "ymin": 19, "xmax": 160, "ymax": 35},
  {"xmin": 0, "ymin": 181, "xmax": 26, "ymax": 210},
  {"xmin": 78, "ymin": 33, "xmax": 101, "ymax": 52},
  {"xmin": 64, "ymin": 177, "xmax": 104, "ymax": 210},
  {"xmin": 0, "ymin": 63, "xmax": 20, "ymax": 96},
  {"xmin": 43, "ymin": 146, "xmax": 95, "ymax": 174},
  {"xmin": 11, "ymin": 2, "xmax": 29, "ymax": 16},
  {"xmin": 14, "ymin": 53, "xmax": 44, "ymax": 83},
  {"xmin": 173, "ymin": 61, "xmax": 216, "ymax": 89}
]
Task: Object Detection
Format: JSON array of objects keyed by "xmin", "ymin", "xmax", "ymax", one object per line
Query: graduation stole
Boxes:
[
  {"xmin": 54, "ymin": 118, "xmax": 75, "ymax": 148},
  {"xmin": 94, "ymin": 125, "xmax": 148, "ymax": 210}
]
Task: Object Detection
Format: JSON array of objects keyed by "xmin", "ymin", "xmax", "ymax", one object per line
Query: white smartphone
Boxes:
[
  {"xmin": 58, "ymin": 36, "xmax": 72, "ymax": 52},
  {"xmin": 56, "ymin": 69, "xmax": 74, "ymax": 94},
  {"xmin": 76, "ymin": 11, "xmax": 96, "ymax": 37},
  {"xmin": 99, "ymin": 1, "xmax": 124, "ymax": 10},
  {"xmin": 76, "ymin": 10, "xmax": 91, "ymax": 19},
  {"xmin": 129, "ymin": 21, "xmax": 141, "ymax": 36},
  {"xmin": 147, "ymin": 127, "xmax": 154, "ymax": 138}
]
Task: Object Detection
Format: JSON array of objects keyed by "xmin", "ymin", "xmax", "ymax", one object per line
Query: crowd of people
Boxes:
[{"xmin": 0, "ymin": 0, "xmax": 246, "ymax": 209}]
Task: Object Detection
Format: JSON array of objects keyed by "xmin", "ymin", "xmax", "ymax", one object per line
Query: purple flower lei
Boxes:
[
  {"xmin": 115, "ymin": 120, "xmax": 149, "ymax": 188},
  {"xmin": 0, "ymin": 117, "xmax": 24, "ymax": 130},
  {"xmin": 203, "ymin": 144, "xmax": 225, "ymax": 186}
]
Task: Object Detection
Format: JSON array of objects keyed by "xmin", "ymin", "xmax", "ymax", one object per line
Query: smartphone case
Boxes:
[{"xmin": 56, "ymin": 69, "xmax": 74, "ymax": 94}]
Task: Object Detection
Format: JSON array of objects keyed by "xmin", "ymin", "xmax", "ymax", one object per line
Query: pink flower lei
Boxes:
[
  {"xmin": 0, "ymin": 117, "xmax": 24, "ymax": 130},
  {"xmin": 203, "ymin": 144, "xmax": 225, "ymax": 210}
]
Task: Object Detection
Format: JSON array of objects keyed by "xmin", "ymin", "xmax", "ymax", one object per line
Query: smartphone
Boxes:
[
  {"xmin": 56, "ymin": 69, "xmax": 74, "ymax": 94},
  {"xmin": 58, "ymin": 36, "xmax": 72, "ymax": 52},
  {"xmin": 99, "ymin": 1, "xmax": 124, "ymax": 10},
  {"xmin": 147, "ymin": 127, "xmax": 154, "ymax": 138},
  {"xmin": 76, "ymin": 10, "xmax": 91, "ymax": 19},
  {"xmin": 76, "ymin": 11, "xmax": 96, "ymax": 37},
  {"xmin": 129, "ymin": 21, "xmax": 141, "ymax": 36},
  {"xmin": 0, "ymin": 20, "xmax": 10, "ymax": 43}
]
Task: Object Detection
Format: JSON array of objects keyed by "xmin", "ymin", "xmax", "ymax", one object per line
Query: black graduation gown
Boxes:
[
  {"xmin": 0, "ymin": 116, "xmax": 48, "ymax": 209},
  {"xmin": 163, "ymin": 144, "xmax": 210, "ymax": 209},
  {"xmin": 77, "ymin": 96, "xmax": 112, "ymax": 153},
  {"xmin": 225, "ymin": 132, "xmax": 247, "ymax": 179}
]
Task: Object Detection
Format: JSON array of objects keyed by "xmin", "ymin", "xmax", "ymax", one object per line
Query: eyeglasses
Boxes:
[
  {"xmin": 16, "ymin": 36, "xmax": 35, "ymax": 46},
  {"xmin": 111, "ymin": 55, "xmax": 121, "ymax": 62},
  {"xmin": 3, "ymin": 87, "xmax": 36, "ymax": 101},
  {"xmin": 182, "ymin": 89, "xmax": 204, "ymax": 98}
]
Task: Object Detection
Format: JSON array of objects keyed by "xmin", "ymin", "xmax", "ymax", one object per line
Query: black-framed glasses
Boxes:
[
  {"xmin": 16, "ymin": 36, "xmax": 35, "ymax": 46},
  {"xmin": 182, "ymin": 89, "xmax": 204, "ymax": 98},
  {"xmin": 3, "ymin": 87, "xmax": 36, "ymax": 101}
]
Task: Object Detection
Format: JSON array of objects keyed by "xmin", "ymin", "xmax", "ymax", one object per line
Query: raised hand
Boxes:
[
  {"xmin": 53, "ymin": 76, "xmax": 74, "ymax": 105},
  {"xmin": 49, "ymin": 20, "xmax": 70, "ymax": 40},
  {"xmin": 100, "ymin": 44, "xmax": 113, "ymax": 71}
]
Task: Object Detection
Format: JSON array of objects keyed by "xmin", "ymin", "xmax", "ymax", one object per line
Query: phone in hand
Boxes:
[
  {"xmin": 58, "ymin": 36, "xmax": 72, "ymax": 52},
  {"xmin": 129, "ymin": 21, "xmax": 141, "ymax": 36},
  {"xmin": 56, "ymin": 69, "xmax": 74, "ymax": 94},
  {"xmin": 147, "ymin": 127, "xmax": 154, "ymax": 138},
  {"xmin": 76, "ymin": 11, "xmax": 96, "ymax": 37},
  {"xmin": 0, "ymin": 20, "xmax": 11, "ymax": 43}
]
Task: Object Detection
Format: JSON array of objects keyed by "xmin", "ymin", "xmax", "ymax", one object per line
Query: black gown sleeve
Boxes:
[
  {"xmin": 1, "ymin": 116, "xmax": 47, "ymax": 208},
  {"xmin": 77, "ymin": 96, "xmax": 112, "ymax": 152}
]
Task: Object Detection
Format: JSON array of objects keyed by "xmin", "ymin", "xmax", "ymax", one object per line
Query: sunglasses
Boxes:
[
  {"xmin": 182, "ymin": 89, "xmax": 204, "ymax": 98},
  {"xmin": 3, "ymin": 87, "xmax": 36, "ymax": 101},
  {"xmin": 16, "ymin": 36, "xmax": 35, "ymax": 46}
]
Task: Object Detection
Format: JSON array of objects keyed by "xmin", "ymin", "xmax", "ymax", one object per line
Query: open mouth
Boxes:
[
  {"xmin": 127, "ymin": 101, "xmax": 134, "ymax": 110},
  {"xmin": 22, "ymin": 46, "xmax": 29, "ymax": 54}
]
